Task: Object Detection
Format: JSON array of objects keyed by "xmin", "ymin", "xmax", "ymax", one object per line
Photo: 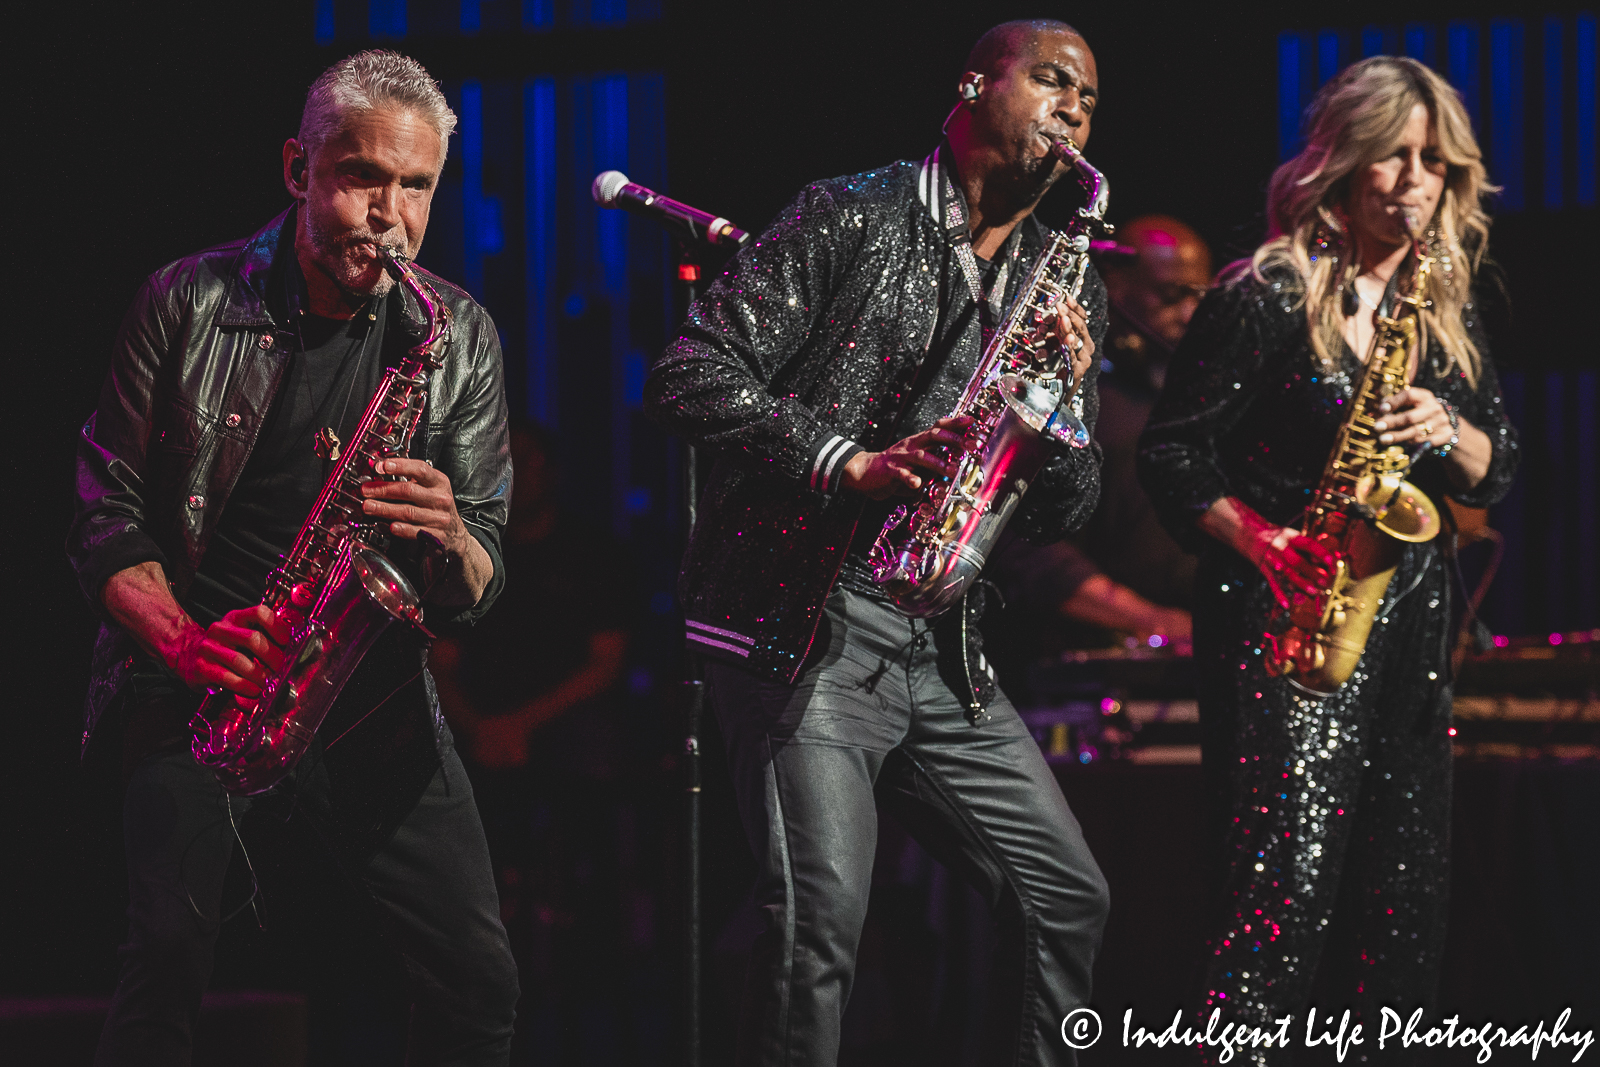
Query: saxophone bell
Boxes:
[{"xmin": 1000, "ymin": 373, "xmax": 1090, "ymax": 448}]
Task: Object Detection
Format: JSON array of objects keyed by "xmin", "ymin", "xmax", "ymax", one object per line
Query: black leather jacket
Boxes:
[
  {"xmin": 646, "ymin": 149, "xmax": 1106, "ymax": 685},
  {"xmin": 68, "ymin": 207, "xmax": 511, "ymax": 753}
]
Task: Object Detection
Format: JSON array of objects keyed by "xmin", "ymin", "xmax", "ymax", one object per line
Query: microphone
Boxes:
[{"xmin": 592, "ymin": 171, "xmax": 749, "ymax": 248}]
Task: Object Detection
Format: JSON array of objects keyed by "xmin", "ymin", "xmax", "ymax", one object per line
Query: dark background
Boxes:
[{"xmin": 7, "ymin": 0, "xmax": 1596, "ymax": 1060}]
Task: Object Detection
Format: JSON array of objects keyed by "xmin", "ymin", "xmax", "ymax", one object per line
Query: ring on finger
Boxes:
[{"xmin": 1421, "ymin": 421, "xmax": 1433, "ymax": 436}]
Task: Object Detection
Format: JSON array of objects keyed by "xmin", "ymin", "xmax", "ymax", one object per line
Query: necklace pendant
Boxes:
[{"xmin": 314, "ymin": 426, "xmax": 341, "ymax": 461}]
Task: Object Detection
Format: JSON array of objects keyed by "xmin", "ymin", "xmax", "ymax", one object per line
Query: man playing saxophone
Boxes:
[
  {"xmin": 68, "ymin": 51, "xmax": 517, "ymax": 1064},
  {"xmin": 646, "ymin": 19, "xmax": 1109, "ymax": 1066}
]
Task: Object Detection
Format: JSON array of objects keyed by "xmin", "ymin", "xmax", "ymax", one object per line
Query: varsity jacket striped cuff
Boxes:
[
  {"xmin": 684, "ymin": 618, "xmax": 757, "ymax": 660},
  {"xmin": 808, "ymin": 433, "xmax": 864, "ymax": 496}
]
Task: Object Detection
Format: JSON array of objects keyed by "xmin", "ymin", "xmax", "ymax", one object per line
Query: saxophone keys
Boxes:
[{"xmin": 295, "ymin": 631, "xmax": 325, "ymax": 668}]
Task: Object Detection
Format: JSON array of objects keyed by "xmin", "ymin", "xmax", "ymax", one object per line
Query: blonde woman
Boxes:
[{"xmin": 1138, "ymin": 56, "xmax": 1518, "ymax": 1050}]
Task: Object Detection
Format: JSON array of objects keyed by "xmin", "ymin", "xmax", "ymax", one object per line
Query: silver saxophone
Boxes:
[
  {"xmin": 869, "ymin": 137, "xmax": 1110, "ymax": 617},
  {"xmin": 189, "ymin": 246, "xmax": 452, "ymax": 795}
]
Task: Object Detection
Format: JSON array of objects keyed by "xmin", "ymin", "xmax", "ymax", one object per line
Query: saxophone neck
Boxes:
[
  {"xmin": 1048, "ymin": 137, "xmax": 1111, "ymax": 237},
  {"xmin": 1373, "ymin": 242, "xmax": 1434, "ymax": 335},
  {"xmin": 1404, "ymin": 243, "xmax": 1434, "ymax": 312},
  {"xmin": 378, "ymin": 245, "xmax": 451, "ymax": 365}
]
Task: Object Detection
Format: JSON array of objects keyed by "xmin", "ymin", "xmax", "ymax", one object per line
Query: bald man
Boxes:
[
  {"xmin": 648, "ymin": 18, "xmax": 1111, "ymax": 1067},
  {"xmin": 991, "ymin": 216, "xmax": 1211, "ymax": 664},
  {"xmin": 1103, "ymin": 214, "xmax": 1213, "ymax": 361}
]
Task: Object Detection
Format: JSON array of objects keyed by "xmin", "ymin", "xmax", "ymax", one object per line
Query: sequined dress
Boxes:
[{"xmin": 1136, "ymin": 265, "xmax": 1519, "ymax": 1060}]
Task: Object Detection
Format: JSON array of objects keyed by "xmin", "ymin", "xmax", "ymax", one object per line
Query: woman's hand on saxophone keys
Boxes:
[
  {"xmin": 1248, "ymin": 524, "xmax": 1340, "ymax": 610},
  {"xmin": 1378, "ymin": 385, "xmax": 1494, "ymax": 489},
  {"xmin": 1195, "ymin": 497, "xmax": 1339, "ymax": 611},
  {"xmin": 1374, "ymin": 386, "xmax": 1450, "ymax": 448}
]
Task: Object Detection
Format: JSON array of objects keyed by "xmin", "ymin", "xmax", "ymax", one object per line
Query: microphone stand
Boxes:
[
  {"xmin": 675, "ymin": 237, "xmax": 706, "ymax": 1067},
  {"xmin": 596, "ymin": 175, "xmax": 740, "ymax": 1067}
]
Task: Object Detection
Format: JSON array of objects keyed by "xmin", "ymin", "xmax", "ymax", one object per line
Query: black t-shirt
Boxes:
[{"xmin": 187, "ymin": 305, "xmax": 386, "ymax": 624}]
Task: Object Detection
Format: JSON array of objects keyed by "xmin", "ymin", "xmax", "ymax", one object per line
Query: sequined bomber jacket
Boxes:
[
  {"xmin": 646, "ymin": 150, "xmax": 1107, "ymax": 684},
  {"xmin": 67, "ymin": 207, "xmax": 512, "ymax": 753}
]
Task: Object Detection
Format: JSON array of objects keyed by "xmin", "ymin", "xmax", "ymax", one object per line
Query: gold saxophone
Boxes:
[
  {"xmin": 869, "ymin": 137, "xmax": 1109, "ymax": 617},
  {"xmin": 1264, "ymin": 235, "xmax": 1442, "ymax": 695},
  {"xmin": 189, "ymin": 247, "xmax": 452, "ymax": 795}
]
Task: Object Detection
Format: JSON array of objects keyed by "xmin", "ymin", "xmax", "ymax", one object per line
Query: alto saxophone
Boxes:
[
  {"xmin": 190, "ymin": 247, "xmax": 452, "ymax": 795},
  {"xmin": 1264, "ymin": 233, "xmax": 1441, "ymax": 695},
  {"xmin": 869, "ymin": 137, "xmax": 1109, "ymax": 617}
]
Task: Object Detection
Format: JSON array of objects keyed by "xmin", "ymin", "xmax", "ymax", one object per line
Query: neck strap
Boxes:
[{"xmin": 928, "ymin": 144, "xmax": 1026, "ymax": 331}]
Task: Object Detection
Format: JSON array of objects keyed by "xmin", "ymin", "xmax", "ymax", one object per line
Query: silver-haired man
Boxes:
[{"xmin": 70, "ymin": 51, "xmax": 518, "ymax": 1064}]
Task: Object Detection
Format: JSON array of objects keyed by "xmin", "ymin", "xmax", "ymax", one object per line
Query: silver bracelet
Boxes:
[{"xmin": 1433, "ymin": 399, "xmax": 1461, "ymax": 458}]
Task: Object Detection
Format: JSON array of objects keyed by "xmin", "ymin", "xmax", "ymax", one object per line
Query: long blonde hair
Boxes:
[{"xmin": 1246, "ymin": 56, "xmax": 1495, "ymax": 385}]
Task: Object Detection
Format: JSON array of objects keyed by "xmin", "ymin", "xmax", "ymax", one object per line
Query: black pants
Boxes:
[
  {"xmin": 95, "ymin": 741, "xmax": 519, "ymax": 1066},
  {"xmin": 706, "ymin": 589, "xmax": 1110, "ymax": 1067},
  {"xmin": 1192, "ymin": 546, "xmax": 1452, "ymax": 1065}
]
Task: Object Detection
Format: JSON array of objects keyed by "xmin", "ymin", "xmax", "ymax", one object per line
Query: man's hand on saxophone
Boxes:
[
  {"xmin": 360, "ymin": 457, "xmax": 495, "ymax": 609},
  {"xmin": 101, "ymin": 561, "xmax": 295, "ymax": 697},
  {"xmin": 841, "ymin": 417, "xmax": 971, "ymax": 499},
  {"xmin": 839, "ymin": 290, "xmax": 1094, "ymax": 502},
  {"xmin": 169, "ymin": 605, "xmax": 296, "ymax": 698},
  {"xmin": 1038, "ymin": 292, "xmax": 1097, "ymax": 381}
]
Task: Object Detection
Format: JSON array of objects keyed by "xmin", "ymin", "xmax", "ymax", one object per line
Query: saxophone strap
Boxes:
[{"xmin": 933, "ymin": 145, "xmax": 1024, "ymax": 336}]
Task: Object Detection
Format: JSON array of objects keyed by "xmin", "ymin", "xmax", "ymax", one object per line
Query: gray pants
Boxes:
[{"xmin": 706, "ymin": 588, "xmax": 1110, "ymax": 1067}]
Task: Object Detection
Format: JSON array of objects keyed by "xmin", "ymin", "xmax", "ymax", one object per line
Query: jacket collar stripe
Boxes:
[{"xmin": 917, "ymin": 148, "xmax": 942, "ymax": 227}]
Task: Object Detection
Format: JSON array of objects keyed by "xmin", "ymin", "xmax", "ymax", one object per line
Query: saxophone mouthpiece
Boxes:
[
  {"xmin": 1048, "ymin": 136, "xmax": 1081, "ymax": 163},
  {"xmin": 375, "ymin": 243, "xmax": 416, "ymax": 282}
]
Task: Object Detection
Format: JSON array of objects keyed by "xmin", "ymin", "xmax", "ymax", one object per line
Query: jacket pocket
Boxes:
[{"xmin": 151, "ymin": 399, "xmax": 208, "ymax": 459}]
